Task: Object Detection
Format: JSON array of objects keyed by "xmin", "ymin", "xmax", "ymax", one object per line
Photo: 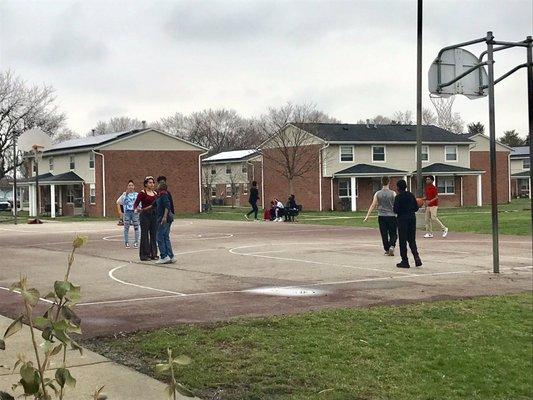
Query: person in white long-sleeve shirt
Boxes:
[{"xmin": 274, "ymin": 198, "xmax": 285, "ymax": 222}]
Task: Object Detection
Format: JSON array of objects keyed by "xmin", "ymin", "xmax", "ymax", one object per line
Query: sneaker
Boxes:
[
  {"xmin": 133, "ymin": 242, "xmax": 138, "ymax": 248},
  {"xmin": 423, "ymin": 233, "xmax": 434, "ymax": 238},
  {"xmin": 396, "ymin": 261, "xmax": 410, "ymax": 269},
  {"xmin": 244, "ymin": 214, "xmax": 249, "ymax": 220},
  {"xmin": 388, "ymin": 246, "xmax": 395, "ymax": 257},
  {"xmin": 156, "ymin": 256, "xmax": 171, "ymax": 264},
  {"xmin": 415, "ymin": 257, "xmax": 423, "ymax": 267},
  {"xmin": 442, "ymin": 227, "xmax": 448, "ymax": 238},
  {"xmin": 125, "ymin": 243, "xmax": 130, "ymax": 249},
  {"xmin": 169, "ymin": 257, "xmax": 177, "ymax": 264},
  {"xmin": 384, "ymin": 251, "xmax": 389, "ymax": 256}
]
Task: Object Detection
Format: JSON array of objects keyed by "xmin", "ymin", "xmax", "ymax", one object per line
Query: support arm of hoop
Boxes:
[
  {"xmin": 436, "ymin": 37, "xmax": 487, "ymax": 61},
  {"xmin": 479, "ymin": 40, "xmax": 529, "ymax": 61},
  {"xmin": 480, "ymin": 63, "xmax": 531, "ymax": 88},
  {"xmin": 437, "ymin": 62, "xmax": 487, "ymax": 92}
]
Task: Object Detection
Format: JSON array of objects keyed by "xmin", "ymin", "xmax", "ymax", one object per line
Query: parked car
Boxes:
[{"xmin": 0, "ymin": 198, "xmax": 12, "ymax": 211}]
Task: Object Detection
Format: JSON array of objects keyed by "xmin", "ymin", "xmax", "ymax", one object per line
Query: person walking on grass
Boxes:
[
  {"xmin": 155, "ymin": 181, "xmax": 175, "ymax": 264},
  {"xmin": 364, "ymin": 176, "xmax": 397, "ymax": 256},
  {"xmin": 134, "ymin": 176, "xmax": 159, "ymax": 261},
  {"xmin": 244, "ymin": 180, "xmax": 260, "ymax": 221},
  {"xmin": 423, "ymin": 175, "xmax": 448, "ymax": 238},
  {"xmin": 116, "ymin": 180, "xmax": 140, "ymax": 249},
  {"xmin": 393, "ymin": 179, "xmax": 422, "ymax": 269}
]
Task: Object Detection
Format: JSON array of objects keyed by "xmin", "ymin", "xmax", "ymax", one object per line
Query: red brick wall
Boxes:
[
  {"xmin": 262, "ymin": 145, "xmax": 321, "ymax": 211},
  {"xmin": 469, "ymin": 151, "xmax": 510, "ymax": 204},
  {"xmin": 101, "ymin": 150, "xmax": 202, "ymax": 217},
  {"xmin": 410, "ymin": 176, "xmax": 462, "ymax": 207}
]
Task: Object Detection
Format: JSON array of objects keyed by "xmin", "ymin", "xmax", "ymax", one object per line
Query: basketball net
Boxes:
[{"xmin": 429, "ymin": 94, "xmax": 455, "ymax": 127}]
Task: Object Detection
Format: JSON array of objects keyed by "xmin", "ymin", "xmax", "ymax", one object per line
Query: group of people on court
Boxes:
[
  {"xmin": 116, "ymin": 176, "xmax": 175, "ymax": 264},
  {"xmin": 244, "ymin": 181, "xmax": 299, "ymax": 222},
  {"xmin": 364, "ymin": 175, "xmax": 448, "ymax": 268}
]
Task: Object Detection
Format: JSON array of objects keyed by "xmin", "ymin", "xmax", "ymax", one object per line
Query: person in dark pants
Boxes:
[
  {"xmin": 134, "ymin": 176, "xmax": 159, "ymax": 261},
  {"xmin": 244, "ymin": 181, "xmax": 260, "ymax": 220},
  {"xmin": 393, "ymin": 179, "xmax": 422, "ymax": 268},
  {"xmin": 364, "ymin": 176, "xmax": 397, "ymax": 256},
  {"xmin": 155, "ymin": 182, "xmax": 175, "ymax": 264}
]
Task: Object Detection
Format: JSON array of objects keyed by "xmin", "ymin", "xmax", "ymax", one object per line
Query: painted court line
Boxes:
[
  {"xmin": 76, "ymin": 266, "xmax": 533, "ymax": 307},
  {"xmin": 102, "ymin": 233, "xmax": 234, "ymax": 242},
  {"xmin": 0, "ymin": 286, "xmax": 55, "ymax": 304}
]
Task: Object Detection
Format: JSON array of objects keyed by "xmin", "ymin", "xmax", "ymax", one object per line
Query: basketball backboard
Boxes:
[
  {"xmin": 428, "ymin": 48, "xmax": 488, "ymax": 99},
  {"xmin": 17, "ymin": 127, "xmax": 52, "ymax": 154}
]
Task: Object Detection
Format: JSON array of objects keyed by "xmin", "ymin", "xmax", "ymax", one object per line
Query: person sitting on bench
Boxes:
[
  {"xmin": 274, "ymin": 198, "xmax": 285, "ymax": 222},
  {"xmin": 285, "ymin": 194, "xmax": 299, "ymax": 222}
]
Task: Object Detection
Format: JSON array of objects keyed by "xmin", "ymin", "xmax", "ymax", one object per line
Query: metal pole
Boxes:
[
  {"xmin": 35, "ymin": 152, "xmax": 40, "ymax": 222},
  {"xmin": 527, "ymin": 36, "xmax": 532, "ymax": 230},
  {"xmin": 12, "ymin": 135, "xmax": 18, "ymax": 224},
  {"xmin": 416, "ymin": 0, "xmax": 423, "ymax": 197},
  {"xmin": 486, "ymin": 31, "xmax": 500, "ymax": 273}
]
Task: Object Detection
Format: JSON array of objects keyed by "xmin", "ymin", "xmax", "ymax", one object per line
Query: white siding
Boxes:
[{"xmin": 38, "ymin": 152, "xmax": 95, "ymax": 183}]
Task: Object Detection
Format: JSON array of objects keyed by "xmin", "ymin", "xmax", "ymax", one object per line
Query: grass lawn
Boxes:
[
  {"xmin": 86, "ymin": 293, "xmax": 533, "ymax": 400},
  {"xmin": 180, "ymin": 199, "xmax": 532, "ymax": 236}
]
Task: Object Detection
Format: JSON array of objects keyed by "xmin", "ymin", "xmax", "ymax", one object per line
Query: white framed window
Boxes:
[
  {"xmin": 338, "ymin": 179, "xmax": 351, "ymax": 198},
  {"xmin": 32, "ymin": 161, "xmax": 37, "ymax": 173},
  {"xmin": 89, "ymin": 152, "xmax": 95, "ymax": 169},
  {"xmin": 339, "ymin": 145, "xmax": 354, "ymax": 162},
  {"xmin": 211, "ymin": 187, "xmax": 217, "ymax": 197},
  {"xmin": 437, "ymin": 176, "xmax": 455, "ymax": 195},
  {"xmin": 243, "ymin": 184, "xmax": 248, "ymax": 195},
  {"xmin": 211, "ymin": 166, "xmax": 216, "ymax": 175},
  {"xmin": 67, "ymin": 187, "xmax": 75, "ymax": 203},
  {"xmin": 444, "ymin": 145, "xmax": 458, "ymax": 162},
  {"xmin": 89, "ymin": 184, "xmax": 96, "ymax": 204},
  {"xmin": 225, "ymin": 184, "xmax": 232, "ymax": 197},
  {"xmin": 523, "ymin": 158, "xmax": 530, "ymax": 170},
  {"xmin": 49, "ymin": 157, "xmax": 54, "ymax": 172},
  {"xmin": 372, "ymin": 145, "xmax": 386, "ymax": 162},
  {"xmin": 69, "ymin": 155, "xmax": 76, "ymax": 170},
  {"xmin": 226, "ymin": 164, "xmax": 232, "ymax": 174},
  {"xmin": 242, "ymin": 163, "xmax": 247, "ymax": 173},
  {"xmin": 415, "ymin": 145, "xmax": 429, "ymax": 162}
]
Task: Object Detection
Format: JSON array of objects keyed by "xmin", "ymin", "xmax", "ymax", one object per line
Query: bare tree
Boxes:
[
  {"xmin": 53, "ymin": 128, "xmax": 80, "ymax": 143},
  {"xmin": 153, "ymin": 112, "xmax": 189, "ymax": 138},
  {"xmin": 0, "ymin": 71, "xmax": 65, "ymax": 179},
  {"xmin": 422, "ymin": 108, "xmax": 438, "ymax": 125},
  {"xmin": 392, "ymin": 110, "xmax": 413, "ymax": 124},
  {"xmin": 201, "ymin": 165, "xmax": 220, "ymax": 210},
  {"xmin": 91, "ymin": 116, "xmax": 143, "ymax": 135}
]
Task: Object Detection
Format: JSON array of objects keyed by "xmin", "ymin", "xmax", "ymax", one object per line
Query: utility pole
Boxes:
[{"xmin": 416, "ymin": 0, "xmax": 423, "ymax": 197}]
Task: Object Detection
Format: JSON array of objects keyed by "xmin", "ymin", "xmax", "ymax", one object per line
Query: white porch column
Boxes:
[
  {"xmin": 50, "ymin": 184, "xmax": 56, "ymax": 218},
  {"xmin": 58, "ymin": 186, "xmax": 62, "ymax": 216},
  {"xmin": 460, "ymin": 177, "xmax": 464, "ymax": 207},
  {"xmin": 476, "ymin": 174, "xmax": 483, "ymax": 206},
  {"xmin": 529, "ymin": 178, "xmax": 532, "ymax": 199},
  {"xmin": 330, "ymin": 179, "xmax": 334, "ymax": 211},
  {"xmin": 350, "ymin": 177, "xmax": 357, "ymax": 212},
  {"xmin": 28, "ymin": 185, "xmax": 35, "ymax": 217}
]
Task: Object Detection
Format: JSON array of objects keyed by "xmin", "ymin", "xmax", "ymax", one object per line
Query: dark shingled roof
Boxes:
[
  {"xmin": 510, "ymin": 146, "xmax": 530, "ymax": 158},
  {"xmin": 292, "ymin": 123, "xmax": 473, "ymax": 143},
  {"xmin": 417, "ymin": 163, "xmax": 483, "ymax": 175},
  {"xmin": 335, "ymin": 164, "xmax": 407, "ymax": 176},
  {"xmin": 18, "ymin": 172, "xmax": 84, "ymax": 184}
]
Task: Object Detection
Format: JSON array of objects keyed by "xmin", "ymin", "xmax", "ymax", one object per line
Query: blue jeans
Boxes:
[
  {"xmin": 156, "ymin": 220, "xmax": 173, "ymax": 259},
  {"xmin": 123, "ymin": 210, "xmax": 140, "ymax": 244}
]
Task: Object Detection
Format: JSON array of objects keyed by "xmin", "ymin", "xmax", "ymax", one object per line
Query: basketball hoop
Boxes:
[{"xmin": 429, "ymin": 94, "xmax": 455, "ymax": 127}]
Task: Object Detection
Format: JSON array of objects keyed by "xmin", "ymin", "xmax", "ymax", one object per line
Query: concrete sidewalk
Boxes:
[{"xmin": 0, "ymin": 316, "xmax": 197, "ymax": 399}]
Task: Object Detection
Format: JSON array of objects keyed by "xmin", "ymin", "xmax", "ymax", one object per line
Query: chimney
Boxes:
[
  {"xmin": 91, "ymin": 129, "xmax": 96, "ymax": 136},
  {"xmin": 141, "ymin": 120, "xmax": 147, "ymax": 129},
  {"xmin": 366, "ymin": 119, "xmax": 370, "ymax": 128}
]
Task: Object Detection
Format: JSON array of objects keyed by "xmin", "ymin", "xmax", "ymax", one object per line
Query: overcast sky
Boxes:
[{"xmin": 1, "ymin": 0, "xmax": 531, "ymax": 138}]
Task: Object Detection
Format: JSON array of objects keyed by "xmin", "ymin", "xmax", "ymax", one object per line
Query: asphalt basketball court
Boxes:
[{"xmin": 0, "ymin": 219, "xmax": 531, "ymax": 338}]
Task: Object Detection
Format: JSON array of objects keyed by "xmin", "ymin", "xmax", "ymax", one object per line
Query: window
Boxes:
[
  {"xmin": 226, "ymin": 164, "xmax": 232, "ymax": 174},
  {"xmin": 32, "ymin": 161, "xmax": 37, "ymax": 173},
  {"xmin": 69, "ymin": 155, "xmax": 75, "ymax": 170},
  {"xmin": 89, "ymin": 152, "xmax": 95, "ymax": 169},
  {"xmin": 243, "ymin": 184, "xmax": 248, "ymax": 195},
  {"xmin": 211, "ymin": 187, "xmax": 217, "ymax": 197},
  {"xmin": 242, "ymin": 163, "xmax": 247, "ymax": 173},
  {"xmin": 340, "ymin": 145, "xmax": 354, "ymax": 162},
  {"xmin": 67, "ymin": 187, "xmax": 75, "ymax": 203},
  {"xmin": 89, "ymin": 184, "xmax": 96, "ymax": 204},
  {"xmin": 437, "ymin": 176, "xmax": 455, "ymax": 194},
  {"xmin": 523, "ymin": 158, "xmax": 530, "ymax": 169},
  {"xmin": 49, "ymin": 158, "xmax": 54, "ymax": 172},
  {"xmin": 211, "ymin": 166, "xmax": 216, "ymax": 175},
  {"xmin": 445, "ymin": 146, "xmax": 458, "ymax": 162},
  {"xmin": 372, "ymin": 146, "xmax": 386, "ymax": 162},
  {"xmin": 415, "ymin": 145, "xmax": 429, "ymax": 162},
  {"xmin": 338, "ymin": 179, "xmax": 351, "ymax": 198},
  {"xmin": 225, "ymin": 184, "xmax": 232, "ymax": 197}
]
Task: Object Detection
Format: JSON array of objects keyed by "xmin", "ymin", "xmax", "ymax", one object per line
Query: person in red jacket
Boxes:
[{"xmin": 423, "ymin": 175, "xmax": 448, "ymax": 238}]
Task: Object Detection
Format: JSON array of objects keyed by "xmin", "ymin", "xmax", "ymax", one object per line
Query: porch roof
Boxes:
[
  {"xmin": 416, "ymin": 163, "xmax": 484, "ymax": 176},
  {"xmin": 15, "ymin": 172, "xmax": 84, "ymax": 186},
  {"xmin": 334, "ymin": 164, "xmax": 408, "ymax": 177},
  {"xmin": 511, "ymin": 171, "xmax": 530, "ymax": 178}
]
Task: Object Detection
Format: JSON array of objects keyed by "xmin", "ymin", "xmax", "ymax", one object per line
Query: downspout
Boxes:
[
  {"xmin": 261, "ymin": 157, "xmax": 265, "ymax": 210},
  {"xmin": 92, "ymin": 150, "xmax": 106, "ymax": 217},
  {"xmin": 319, "ymin": 143, "xmax": 330, "ymax": 211},
  {"xmin": 199, "ymin": 150, "xmax": 209, "ymax": 212}
]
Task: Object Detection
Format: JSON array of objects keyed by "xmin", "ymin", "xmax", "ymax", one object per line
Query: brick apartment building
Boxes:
[
  {"xmin": 201, "ymin": 150, "xmax": 262, "ymax": 208},
  {"xmin": 261, "ymin": 123, "xmax": 511, "ymax": 212},
  {"xmin": 20, "ymin": 128, "xmax": 207, "ymax": 217}
]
